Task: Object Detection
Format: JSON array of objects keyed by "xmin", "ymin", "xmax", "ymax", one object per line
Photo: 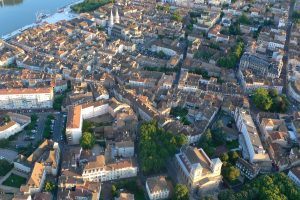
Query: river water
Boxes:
[{"xmin": 0, "ymin": 0, "xmax": 75, "ymax": 36}]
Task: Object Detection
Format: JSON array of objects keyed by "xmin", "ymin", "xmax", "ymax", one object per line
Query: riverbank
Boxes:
[{"xmin": 1, "ymin": 0, "xmax": 84, "ymax": 41}]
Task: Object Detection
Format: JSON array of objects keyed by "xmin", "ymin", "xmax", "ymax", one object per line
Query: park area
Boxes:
[{"xmin": 3, "ymin": 173, "xmax": 27, "ymax": 188}]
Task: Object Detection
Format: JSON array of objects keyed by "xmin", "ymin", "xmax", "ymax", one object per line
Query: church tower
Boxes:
[
  {"xmin": 115, "ymin": 7, "xmax": 120, "ymax": 24},
  {"xmin": 108, "ymin": 9, "xmax": 114, "ymax": 35}
]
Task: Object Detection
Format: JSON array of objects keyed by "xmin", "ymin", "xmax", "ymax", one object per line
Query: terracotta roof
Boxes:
[
  {"xmin": 106, "ymin": 159, "xmax": 135, "ymax": 170},
  {"xmin": 0, "ymin": 121, "xmax": 17, "ymax": 132},
  {"xmin": 0, "ymin": 87, "xmax": 52, "ymax": 95},
  {"xmin": 27, "ymin": 162, "xmax": 45, "ymax": 188},
  {"xmin": 84, "ymin": 155, "xmax": 105, "ymax": 170},
  {"xmin": 146, "ymin": 176, "xmax": 169, "ymax": 194},
  {"xmin": 66, "ymin": 105, "xmax": 82, "ymax": 129}
]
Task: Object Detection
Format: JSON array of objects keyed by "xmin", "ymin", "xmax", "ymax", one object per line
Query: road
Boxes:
[
  {"xmin": 173, "ymin": 32, "xmax": 189, "ymax": 86},
  {"xmin": 52, "ymin": 113, "xmax": 65, "ymax": 143},
  {"xmin": 281, "ymin": 0, "xmax": 295, "ymax": 95}
]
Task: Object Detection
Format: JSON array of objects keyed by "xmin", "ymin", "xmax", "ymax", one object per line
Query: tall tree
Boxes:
[
  {"xmin": 253, "ymin": 88, "xmax": 273, "ymax": 111},
  {"xmin": 174, "ymin": 184, "xmax": 189, "ymax": 200},
  {"xmin": 80, "ymin": 132, "xmax": 96, "ymax": 149}
]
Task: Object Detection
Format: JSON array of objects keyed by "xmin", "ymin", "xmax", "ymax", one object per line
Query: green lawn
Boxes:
[{"xmin": 3, "ymin": 174, "xmax": 27, "ymax": 188}]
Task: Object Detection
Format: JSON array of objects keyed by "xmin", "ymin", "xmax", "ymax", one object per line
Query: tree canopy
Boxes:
[
  {"xmin": 217, "ymin": 42, "xmax": 244, "ymax": 68},
  {"xmin": 220, "ymin": 151, "xmax": 241, "ymax": 184},
  {"xmin": 174, "ymin": 184, "xmax": 189, "ymax": 200},
  {"xmin": 0, "ymin": 159, "xmax": 14, "ymax": 176},
  {"xmin": 239, "ymin": 13, "xmax": 251, "ymax": 25},
  {"xmin": 139, "ymin": 121, "xmax": 187, "ymax": 174},
  {"xmin": 292, "ymin": 10, "xmax": 300, "ymax": 23},
  {"xmin": 172, "ymin": 11, "xmax": 183, "ymax": 22},
  {"xmin": 218, "ymin": 173, "xmax": 300, "ymax": 200},
  {"xmin": 71, "ymin": 0, "xmax": 112, "ymax": 13},
  {"xmin": 252, "ymin": 88, "xmax": 288, "ymax": 112},
  {"xmin": 44, "ymin": 181, "xmax": 55, "ymax": 192},
  {"xmin": 80, "ymin": 132, "xmax": 96, "ymax": 149}
]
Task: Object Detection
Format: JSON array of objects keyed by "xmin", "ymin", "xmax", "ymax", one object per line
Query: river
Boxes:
[{"xmin": 0, "ymin": 0, "xmax": 76, "ymax": 36}]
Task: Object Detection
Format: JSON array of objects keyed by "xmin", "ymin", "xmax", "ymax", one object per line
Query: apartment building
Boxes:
[
  {"xmin": 239, "ymin": 52, "xmax": 283, "ymax": 79},
  {"xmin": 175, "ymin": 146, "xmax": 223, "ymax": 192},
  {"xmin": 82, "ymin": 155, "xmax": 137, "ymax": 182},
  {"xmin": 66, "ymin": 105, "xmax": 83, "ymax": 145},
  {"xmin": 0, "ymin": 87, "xmax": 54, "ymax": 110},
  {"xmin": 20, "ymin": 162, "xmax": 46, "ymax": 195},
  {"xmin": 234, "ymin": 108, "xmax": 269, "ymax": 163},
  {"xmin": 178, "ymin": 71, "xmax": 201, "ymax": 92}
]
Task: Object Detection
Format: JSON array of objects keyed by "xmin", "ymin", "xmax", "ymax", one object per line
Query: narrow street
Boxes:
[
  {"xmin": 173, "ymin": 32, "xmax": 189, "ymax": 86},
  {"xmin": 281, "ymin": 0, "xmax": 295, "ymax": 95}
]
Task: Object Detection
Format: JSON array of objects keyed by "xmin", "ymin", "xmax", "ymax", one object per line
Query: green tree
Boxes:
[
  {"xmin": 239, "ymin": 13, "xmax": 251, "ymax": 25},
  {"xmin": 3, "ymin": 115, "xmax": 11, "ymax": 123},
  {"xmin": 292, "ymin": 10, "xmax": 300, "ymax": 23},
  {"xmin": 44, "ymin": 181, "xmax": 55, "ymax": 192},
  {"xmin": 157, "ymin": 50, "xmax": 166, "ymax": 58},
  {"xmin": 229, "ymin": 151, "xmax": 239, "ymax": 164},
  {"xmin": 71, "ymin": 0, "xmax": 112, "ymax": 13},
  {"xmin": 174, "ymin": 184, "xmax": 189, "ymax": 200},
  {"xmin": 111, "ymin": 185, "xmax": 117, "ymax": 197},
  {"xmin": 223, "ymin": 166, "xmax": 240, "ymax": 182},
  {"xmin": 0, "ymin": 159, "xmax": 14, "ymax": 176},
  {"xmin": 82, "ymin": 120, "xmax": 94, "ymax": 132},
  {"xmin": 53, "ymin": 94, "xmax": 65, "ymax": 111},
  {"xmin": 220, "ymin": 153, "xmax": 229, "ymax": 162},
  {"xmin": 253, "ymin": 88, "xmax": 273, "ymax": 111},
  {"xmin": 219, "ymin": 173, "xmax": 300, "ymax": 200},
  {"xmin": 229, "ymin": 22, "xmax": 241, "ymax": 35},
  {"xmin": 0, "ymin": 139, "xmax": 10, "ymax": 148},
  {"xmin": 80, "ymin": 132, "xmax": 96, "ymax": 149},
  {"xmin": 172, "ymin": 11, "xmax": 183, "ymax": 22},
  {"xmin": 218, "ymin": 189, "xmax": 235, "ymax": 200},
  {"xmin": 139, "ymin": 121, "xmax": 187, "ymax": 174}
]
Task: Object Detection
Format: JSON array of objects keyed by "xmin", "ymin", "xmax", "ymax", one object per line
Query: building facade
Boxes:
[
  {"xmin": 0, "ymin": 88, "xmax": 53, "ymax": 110},
  {"xmin": 82, "ymin": 155, "xmax": 137, "ymax": 182},
  {"xmin": 234, "ymin": 108, "xmax": 268, "ymax": 163},
  {"xmin": 146, "ymin": 176, "xmax": 170, "ymax": 200},
  {"xmin": 175, "ymin": 146, "xmax": 222, "ymax": 192}
]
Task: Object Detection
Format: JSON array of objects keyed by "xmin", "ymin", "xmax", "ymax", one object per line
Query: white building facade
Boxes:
[{"xmin": 0, "ymin": 88, "xmax": 53, "ymax": 110}]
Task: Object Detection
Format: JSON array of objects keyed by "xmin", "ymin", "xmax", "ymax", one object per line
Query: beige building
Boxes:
[
  {"xmin": 175, "ymin": 146, "xmax": 222, "ymax": 193},
  {"xmin": 20, "ymin": 162, "xmax": 46, "ymax": 195},
  {"xmin": 82, "ymin": 155, "xmax": 137, "ymax": 182},
  {"xmin": 146, "ymin": 176, "xmax": 170, "ymax": 200}
]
